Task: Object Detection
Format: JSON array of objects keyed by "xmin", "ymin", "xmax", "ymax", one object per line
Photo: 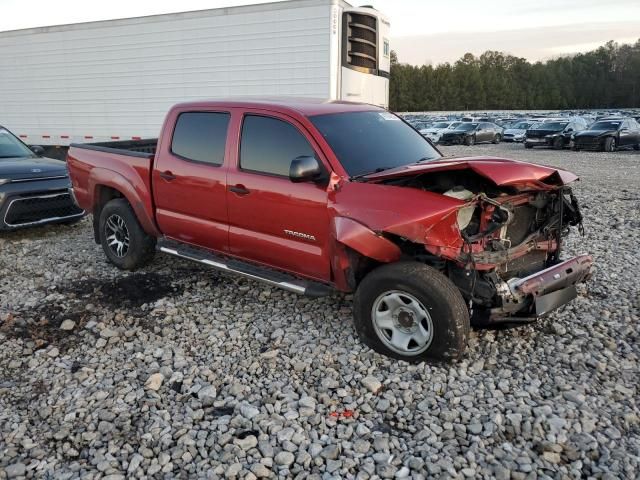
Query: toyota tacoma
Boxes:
[{"xmin": 67, "ymin": 99, "xmax": 592, "ymax": 362}]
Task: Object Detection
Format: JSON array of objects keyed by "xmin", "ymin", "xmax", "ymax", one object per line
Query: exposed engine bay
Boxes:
[{"xmin": 381, "ymin": 169, "xmax": 591, "ymax": 324}]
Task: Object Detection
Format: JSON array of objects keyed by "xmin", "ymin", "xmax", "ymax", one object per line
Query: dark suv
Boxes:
[
  {"xmin": 525, "ymin": 121, "xmax": 584, "ymax": 149},
  {"xmin": 0, "ymin": 125, "xmax": 84, "ymax": 230}
]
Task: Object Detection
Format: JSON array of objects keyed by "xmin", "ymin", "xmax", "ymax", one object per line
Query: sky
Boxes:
[{"xmin": 1, "ymin": 0, "xmax": 639, "ymax": 65}]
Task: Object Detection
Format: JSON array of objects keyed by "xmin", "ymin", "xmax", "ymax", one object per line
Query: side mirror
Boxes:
[
  {"xmin": 30, "ymin": 145, "xmax": 45, "ymax": 156},
  {"xmin": 289, "ymin": 156, "xmax": 325, "ymax": 183},
  {"xmin": 566, "ymin": 128, "xmax": 573, "ymax": 133}
]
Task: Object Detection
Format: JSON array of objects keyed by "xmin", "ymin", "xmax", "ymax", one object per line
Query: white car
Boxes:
[
  {"xmin": 503, "ymin": 121, "xmax": 536, "ymax": 142},
  {"xmin": 420, "ymin": 121, "xmax": 462, "ymax": 144}
]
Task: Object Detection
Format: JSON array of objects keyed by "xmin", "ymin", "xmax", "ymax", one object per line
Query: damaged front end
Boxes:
[{"xmin": 375, "ymin": 162, "xmax": 593, "ymax": 324}]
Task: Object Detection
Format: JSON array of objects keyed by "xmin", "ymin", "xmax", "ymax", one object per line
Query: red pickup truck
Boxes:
[{"xmin": 67, "ymin": 99, "xmax": 592, "ymax": 362}]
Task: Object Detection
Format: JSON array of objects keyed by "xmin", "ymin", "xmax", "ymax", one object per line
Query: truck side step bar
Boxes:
[{"xmin": 157, "ymin": 239, "xmax": 333, "ymax": 298}]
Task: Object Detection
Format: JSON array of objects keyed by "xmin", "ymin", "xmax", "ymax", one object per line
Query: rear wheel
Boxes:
[
  {"xmin": 353, "ymin": 262, "xmax": 469, "ymax": 363},
  {"xmin": 464, "ymin": 135, "xmax": 475, "ymax": 146},
  {"xmin": 99, "ymin": 198, "xmax": 156, "ymax": 270},
  {"xmin": 603, "ymin": 137, "xmax": 616, "ymax": 152}
]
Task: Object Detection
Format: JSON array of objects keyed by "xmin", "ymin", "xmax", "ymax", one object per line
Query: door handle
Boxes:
[
  {"xmin": 229, "ymin": 184, "xmax": 250, "ymax": 195},
  {"xmin": 159, "ymin": 171, "xmax": 176, "ymax": 181}
]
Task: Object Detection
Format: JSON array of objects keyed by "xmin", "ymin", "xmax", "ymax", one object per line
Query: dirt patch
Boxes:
[
  {"xmin": 1, "ymin": 303, "xmax": 91, "ymax": 353},
  {"xmin": 65, "ymin": 272, "xmax": 184, "ymax": 310}
]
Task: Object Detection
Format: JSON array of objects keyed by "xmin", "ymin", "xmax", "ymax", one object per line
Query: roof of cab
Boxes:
[{"xmin": 170, "ymin": 97, "xmax": 385, "ymax": 117}]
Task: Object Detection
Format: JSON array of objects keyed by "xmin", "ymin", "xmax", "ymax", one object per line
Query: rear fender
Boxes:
[{"xmin": 88, "ymin": 167, "xmax": 160, "ymax": 238}]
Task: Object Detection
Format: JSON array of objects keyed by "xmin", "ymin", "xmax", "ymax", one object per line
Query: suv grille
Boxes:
[
  {"xmin": 344, "ymin": 12, "xmax": 378, "ymax": 71},
  {"xmin": 4, "ymin": 192, "xmax": 84, "ymax": 227}
]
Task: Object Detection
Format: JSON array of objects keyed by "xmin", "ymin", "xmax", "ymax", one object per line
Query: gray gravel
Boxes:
[{"xmin": 1, "ymin": 143, "xmax": 639, "ymax": 479}]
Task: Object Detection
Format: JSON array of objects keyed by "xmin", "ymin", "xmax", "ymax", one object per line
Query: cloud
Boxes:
[{"xmin": 391, "ymin": 22, "xmax": 640, "ymax": 65}]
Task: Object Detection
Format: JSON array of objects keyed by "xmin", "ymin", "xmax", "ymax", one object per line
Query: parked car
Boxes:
[
  {"xmin": 67, "ymin": 99, "xmax": 592, "ymax": 362},
  {"xmin": 503, "ymin": 121, "xmax": 535, "ymax": 143},
  {"xmin": 524, "ymin": 121, "xmax": 584, "ymax": 149},
  {"xmin": 573, "ymin": 118, "xmax": 640, "ymax": 152},
  {"xmin": 0, "ymin": 125, "xmax": 84, "ymax": 230},
  {"xmin": 419, "ymin": 121, "xmax": 461, "ymax": 144},
  {"xmin": 440, "ymin": 122, "xmax": 502, "ymax": 145}
]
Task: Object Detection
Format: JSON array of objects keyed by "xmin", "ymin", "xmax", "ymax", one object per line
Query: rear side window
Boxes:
[
  {"xmin": 240, "ymin": 115, "xmax": 315, "ymax": 177},
  {"xmin": 171, "ymin": 112, "xmax": 230, "ymax": 165}
]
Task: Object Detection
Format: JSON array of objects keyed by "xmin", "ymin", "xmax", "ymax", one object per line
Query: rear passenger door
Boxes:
[
  {"xmin": 153, "ymin": 109, "xmax": 231, "ymax": 252},
  {"xmin": 226, "ymin": 112, "xmax": 331, "ymax": 281}
]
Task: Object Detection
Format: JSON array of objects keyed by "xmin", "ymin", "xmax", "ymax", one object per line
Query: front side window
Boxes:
[
  {"xmin": 0, "ymin": 128, "xmax": 34, "ymax": 159},
  {"xmin": 171, "ymin": 112, "xmax": 230, "ymax": 165},
  {"xmin": 240, "ymin": 115, "xmax": 315, "ymax": 177},
  {"xmin": 310, "ymin": 111, "xmax": 440, "ymax": 178}
]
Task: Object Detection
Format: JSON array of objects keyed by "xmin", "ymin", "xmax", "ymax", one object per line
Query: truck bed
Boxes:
[{"xmin": 66, "ymin": 140, "xmax": 159, "ymax": 238}]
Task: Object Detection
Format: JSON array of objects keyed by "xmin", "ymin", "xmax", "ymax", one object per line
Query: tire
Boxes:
[
  {"xmin": 633, "ymin": 144, "xmax": 640, "ymax": 151},
  {"xmin": 525, "ymin": 142, "xmax": 533, "ymax": 149},
  {"xmin": 603, "ymin": 137, "xmax": 616, "ymax": 152},
  {"xmin": 464, "ymin": 135, "xmax": 475, "ymax": 146},
  {"xmin": 99, "ymin": 198, "xmax": 156, "ymax": 270},
  {"xmin": 492, "ymin": 134, "xmax": 501, "ymax": 144},
  {"xmin": 353, "ymin": 262, "xmax": 470, "ymax": 363},
  {"xmin": 552, "ymin": 136, "xmax": 564, "ymax": 150}
]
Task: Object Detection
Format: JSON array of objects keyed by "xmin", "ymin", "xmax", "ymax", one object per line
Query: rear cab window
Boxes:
[
  {"xmin": 171, "ymin": 112, "xmax": 230, "ymax": 165},
  {"xmin": 240, "ymin": 115, "xmax": 316, "ymax": 177}
]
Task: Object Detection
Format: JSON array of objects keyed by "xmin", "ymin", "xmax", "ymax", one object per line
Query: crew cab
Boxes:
[{"xmin": 67, "ymin": 99, "xmax": 592, "ymax": 362}]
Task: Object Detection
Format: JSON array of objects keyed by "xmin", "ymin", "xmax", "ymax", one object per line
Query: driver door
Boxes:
[{"xmin": 226, "ymin": 111, "xmax": 331, "ymax": 281}]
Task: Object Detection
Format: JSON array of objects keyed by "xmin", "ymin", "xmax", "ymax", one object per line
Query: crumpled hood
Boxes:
[
  {"xmin": 0, "ymin": 156, "xmax": 68, "ymax": 180},
  {"xmin": 362, "ymin": 156, "xmax": 578, "ymax": 187}
]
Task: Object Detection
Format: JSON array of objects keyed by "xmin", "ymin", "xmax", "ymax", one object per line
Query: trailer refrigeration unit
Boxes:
[{"xmin": 0, "ymin": 0, "xmax": 390, "ymax": 157}]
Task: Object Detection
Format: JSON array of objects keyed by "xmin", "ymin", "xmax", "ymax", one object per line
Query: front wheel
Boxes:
[
  {"xmin": 464, "ymin": 135, "xmax": 476, "ymax": 146},
  {"xmin": 353, "ymin": 262, "xmax": 470, "ymax": 363},
  {"xmin": 552, "ymin": 136, "xmax": 564, "ymax": 150},
  {"xmin": 99, "ymin": 198, "xmax": 156, "ymax": 270},
  {"xmin": 492, "ymin": 134, "xmax": 501, "ymax": 144},
  {"xmin": 525, "ymin": 142, "xmax": 533, "ymax": 149},
  {"xmin": 633, "ymin": 144, "xmax": 640, "ymax": 151},
  {"xmin": 603, "ymin": 137, "xmax": 616, "ymax": 152}
]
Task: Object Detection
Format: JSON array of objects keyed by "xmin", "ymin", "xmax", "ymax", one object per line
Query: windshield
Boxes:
[
  {"xmin": 0, "ymin": 128, "xmax": 34, "ymax": 158},
  {"xmin": 310, "ymin": 111, "xmax": 441, "ymax": 177},
  {"xmin": 454, "ymin": 123, "xmax": 478, "ymax": 131},
  {"xmin": 432, "ymin": 122, "xmax": 450, "ymax": 128},
  {"xmin": 590, "ymin": 121, "xmax": 622, "ymax": 130},
  {"xmin": 534, "ymin": 122, "xmax": 568, "ymax": 130},
  {"xmin": 512, "ymin": 122, "xmax": 532, "ymax": 129}
]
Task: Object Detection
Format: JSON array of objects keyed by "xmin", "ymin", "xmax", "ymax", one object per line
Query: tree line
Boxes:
[{"xmin": 389, "ymin": 39, "xmax": 640, "ymax": 112}]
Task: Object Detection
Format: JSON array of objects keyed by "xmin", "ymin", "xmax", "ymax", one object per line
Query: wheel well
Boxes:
[
  {"xmin": 92, "ymin": 186, "xmax": 124, "ymax": 243},
  {"xmin": 348, "ymin": 235, "xmax": 447, "ymax": 289}
]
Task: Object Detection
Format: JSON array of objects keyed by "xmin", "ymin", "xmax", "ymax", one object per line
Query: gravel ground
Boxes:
[{"xmin": 1, "ymin": 143, "xmax": 638, "ymax": 479}]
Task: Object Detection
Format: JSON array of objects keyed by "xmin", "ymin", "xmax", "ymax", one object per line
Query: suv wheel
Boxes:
[
  {"xmin": 353, "ymin": 262, "xmax": 469, "ymax": 362},
  {"xmin": 99, "ymin": 198, "xmax": 156, "ymax": 270},
  {"xmin": 552, "ymin": 136, "xmax": 564, "ymax": 150}
]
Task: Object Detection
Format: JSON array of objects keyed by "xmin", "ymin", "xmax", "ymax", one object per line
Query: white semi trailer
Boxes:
[{"xmin": 0, "ymin": 0, "xmax": 390, "ymax": 156}]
